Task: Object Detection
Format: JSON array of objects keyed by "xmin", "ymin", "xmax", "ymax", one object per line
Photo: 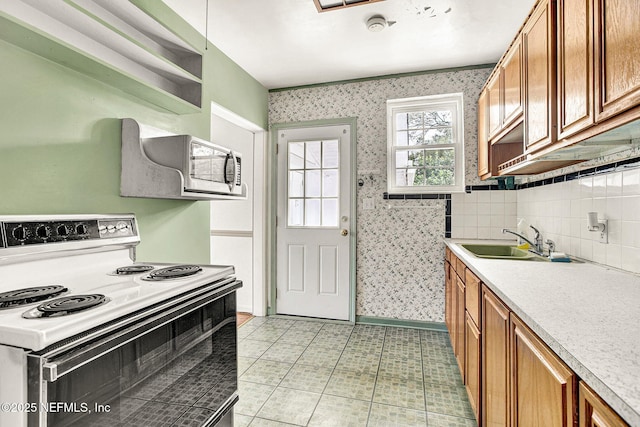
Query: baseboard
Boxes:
[{"xmin": 355, "ymin": 315, "xmax": 447, "ymax": 331}]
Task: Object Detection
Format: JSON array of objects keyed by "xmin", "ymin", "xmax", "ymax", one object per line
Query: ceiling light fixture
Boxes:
[
  {"xmin": 313, "ymin": 0, "xmax": 385, "ymax": 13},
  {"xmin": 366, "ymin": 15, "xmax": 387, "ymax": 32}
]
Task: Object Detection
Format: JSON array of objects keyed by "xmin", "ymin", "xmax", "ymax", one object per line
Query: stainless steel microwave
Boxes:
[{"xmin": 142, "ymin": 135, "xmax": 243, "ymax": 196}]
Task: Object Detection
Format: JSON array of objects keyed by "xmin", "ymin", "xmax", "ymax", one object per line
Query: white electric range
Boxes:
[{"xmin": 0, "ymin": 214, "xmax": 240, "ymax": 427}]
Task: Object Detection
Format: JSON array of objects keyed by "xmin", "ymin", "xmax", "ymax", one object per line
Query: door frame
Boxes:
[
  {"xmin": 211, "ymin": 101, "xmax": 268, "ymax": 317},
  {"xmin": 269, "ymin": 118, "xmax": 357, "ymax": 322}
]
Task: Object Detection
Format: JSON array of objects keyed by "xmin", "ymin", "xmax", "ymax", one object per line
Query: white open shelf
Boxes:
[{"xmin": 0, "ymin": 0, "xmax": 203, "ymax": 114}]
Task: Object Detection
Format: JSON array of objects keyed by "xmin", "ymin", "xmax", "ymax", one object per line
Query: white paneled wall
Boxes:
[
  {"xmin": 451, "ymin": 190, "xmax": 518, "ymax": 240},
  {"xmin": 517, "ymin": 168, "xmax": 640, "ymax": 274}
]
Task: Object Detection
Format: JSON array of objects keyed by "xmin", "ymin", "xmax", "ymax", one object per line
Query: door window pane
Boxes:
[
  {"xmin": 289, "ymin": 142, "xmax": 305, "ymax": 169},
  {"xmin": 305, "ymin": 170, "xmax": 321, "ymax": 197},
  {"xmin": 288, "ymin": 199, "xmax": 304, "ymax": 226},
  {"xmin": 289, "ymin": 171, "xmax": 304, "ymax": 197},
  {"xmin": 305, "ymin": 199, "xmax": 321, "ymax": 226},
  {"xmin": 287, "ymin": 139, "xmax": 341, "ymax": 227},
  {"xmin": 322, "ymin": 139, "xmax": 339, "ymax": 168},
  {"xmin": 322, "ymin": 199, "xmax": 338, "ymax": 226},
  {"xmin": 322, "ymin": 170, "xmax": 339, "ymax": 197},
  {"xmin": 305, "ymin": 141, "xmax": 322, "ymax": 169}
]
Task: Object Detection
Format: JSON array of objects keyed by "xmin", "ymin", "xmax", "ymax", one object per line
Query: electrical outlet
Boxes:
[
  {"xmin": 599, "ymin": 219, "xmax": 608, "ymax": 244},
  {"xmin": 363, "ymin": 197, "xmax": 375, "ymax": 210}
]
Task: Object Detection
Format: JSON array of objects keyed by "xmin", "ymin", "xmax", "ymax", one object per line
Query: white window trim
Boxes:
[{"xmin": 386, "ymin": 93, "xmax": 465, "ymax": 194}]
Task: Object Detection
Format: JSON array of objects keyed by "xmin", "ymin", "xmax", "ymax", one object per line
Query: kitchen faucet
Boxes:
[{"xmin": 502, "ymin": 225, "xmax": 544, "ymax": 255}]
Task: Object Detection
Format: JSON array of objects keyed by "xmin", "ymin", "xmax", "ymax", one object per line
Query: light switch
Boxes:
[{"xmin": 363, "ymin": 197, "xmax": 375, "ymax": 210}]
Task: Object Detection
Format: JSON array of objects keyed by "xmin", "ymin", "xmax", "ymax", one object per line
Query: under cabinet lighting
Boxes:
[{"xmin": 313, "ymin": 0, "xmax": 384, "ymax": 13}]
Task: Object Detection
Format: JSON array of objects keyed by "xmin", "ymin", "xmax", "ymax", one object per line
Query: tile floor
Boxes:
[{"xmin": 235, "ymin": 316, "xmax": 477, "ymax": 427}]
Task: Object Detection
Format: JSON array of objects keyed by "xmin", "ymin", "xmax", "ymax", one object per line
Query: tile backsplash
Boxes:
[
  {"xmin": 450, "ymin": 166, "xmax": 640, "ymax": 275},
  {"xmin": 516, "ymin": 167, "xmax": 640, "ymax": 273},
  {"xmin": 451, "ymin": 190, "xmax": 517, "ymax": 240}
]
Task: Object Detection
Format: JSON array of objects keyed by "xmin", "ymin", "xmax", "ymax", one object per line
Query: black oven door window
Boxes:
[{"xmin": 43, "ymin": 292, "xmax": 237, "ymax": 427}]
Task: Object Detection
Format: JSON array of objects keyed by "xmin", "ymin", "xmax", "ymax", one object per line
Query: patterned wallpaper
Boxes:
[{"xmin": 269, "ymin": 67, "xmax": 492, "ymax": 322}]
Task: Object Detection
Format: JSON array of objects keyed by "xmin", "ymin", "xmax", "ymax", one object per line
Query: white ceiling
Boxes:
[{"xmin": 164, "ymin": 0, "xmax": 537, "ymax": 89}]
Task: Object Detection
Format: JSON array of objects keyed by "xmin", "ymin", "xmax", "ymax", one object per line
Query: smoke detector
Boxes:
[{"xmin": 366, "ymin": 15, "xmax": 387, "ymax": 32}]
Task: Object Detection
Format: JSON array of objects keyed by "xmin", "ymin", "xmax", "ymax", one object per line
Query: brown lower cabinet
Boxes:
[
  {"xmin": 465, "ymin": 311, "xmax": 481, "ymax": 421},
  {"xmin": 445, "ymin": 253, "xmax": 629, "ymax": 426},
  {"xmin": 579, "ymin": 381, "xmax": 628, "ymax": 427},
  {"xmin": 510, "ymin": 314, "xmax": 577, "ymax": 427},
  {"xmin": 482, "ymin": 285, "xmax": 510, "ymax": 427}
]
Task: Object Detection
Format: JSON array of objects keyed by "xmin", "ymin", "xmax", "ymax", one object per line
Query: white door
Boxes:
[{"xmin": 276, "ymin": 124, "xmax": 352, "ymax": 320}]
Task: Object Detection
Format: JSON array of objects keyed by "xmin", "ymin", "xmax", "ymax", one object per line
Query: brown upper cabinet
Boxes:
[
  {"xmin": 594, "ymin": 0, "xmax": 640, "ymax": 122},
  {"xmin": 502, "ymin": 39, "xmax": 525, "ymax": 132},
  {"xmin": 523, "ymin": 0, "xmax": 556, "ymax": 154},
  {"xmin": 487, "ymin": 72, "xmax": 503, "ymax": 139},
  {"xmin": 558, "ymin": 0, "xmax": 640, "ymax": 139},
  {"xmin": 478, "ymin": 0, "xmax": 640, "ymax": 178},
  {"xmin": 557, "ymin": 0, "xmax": 594, "ymax": 140},
  {"xmin": 487, "ymin": 39, "xmax": 524, "ymax": 142},
  {"xmin": 477, "ymin": 89, "xmax": 490, "ymax": 179}
]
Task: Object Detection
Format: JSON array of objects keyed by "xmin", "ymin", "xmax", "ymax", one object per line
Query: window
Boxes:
[
  {"xmin": 287, "ymin": 139, "xmax": 340, "ymax": 227},
  {"xmin": 386, "ymin": 93, "xmax": 465, "ymax": 194}
]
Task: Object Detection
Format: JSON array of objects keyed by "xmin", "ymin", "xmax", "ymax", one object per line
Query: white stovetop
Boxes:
[{"xmin": 0, "ymin": 250, "xmax": 234, "ymax": 351}]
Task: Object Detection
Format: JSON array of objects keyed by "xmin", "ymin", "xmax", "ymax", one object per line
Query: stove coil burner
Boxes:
[
  {"xmin": 22, "ymin": 294, "xmax": 109, "ymax": 318},
  {"xmin": 115, "ymin": 265, "xmax": 155, "ymax": 275},
  {"xmin": 0, "ymin": 285, "xmax": 68, "ymax": 310},
  {"xmin": 144, "ymin": 264, "xmax": 203, "ymax": 281}
]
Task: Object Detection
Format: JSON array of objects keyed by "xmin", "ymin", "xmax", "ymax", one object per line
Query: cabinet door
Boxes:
[
  {"xmin": 465, "ymin": 269, "xmax": 481, "ymax": 326},
  {"xmin": 455, "ymin": 274, "xmax": 466, "ymax": 378},
  {"xmin": 487, "ymin": 73, "xmax": 502, "ymax": 139},
  {"xmin": 465, "ymin": 312, "xmax": 481, "ymax": 422},
  {"xmin": 523, "ymin": 0, "xmax": 556, "ymax": 153},
  {"xmin": 595, "ymin": 0, "xmax": 640, "ymax": 121},
  {"xmin": 478, "ymin": 89, "xmax": 490, "ymax": 178},
  {"xmin": 579, "ymin": 381, "xmax": 629, "ymax": 427},
  {"xmin": 557, "ymin": 0, "xmax": 594, "ymax": 139},
  {"xmin": 482, "ymin": 286, "xmax": 510, "ymax": 427},
  {"xmin": 502, "ymin": 37, "xmax": 524, "ymax": 128},
  {"xmin": 445, "ymin": 261, "xmax": 453, "ymax": 337},
  {"xmin": 511, "ymin": 314, "xmax": 577, "ymax": 427}
]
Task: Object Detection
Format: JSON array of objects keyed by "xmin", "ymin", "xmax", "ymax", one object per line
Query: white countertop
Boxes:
[{"xmin": 445, "ymin": 239, "xmax": 640, "ymax": 427}]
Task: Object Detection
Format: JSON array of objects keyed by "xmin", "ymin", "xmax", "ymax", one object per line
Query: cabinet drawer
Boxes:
[
  {"xmin": 456, "ymin": 257, "xmax": 467, "ymax": 278},
  {"xmin": 465, "ymin": 269, "xmax": 481, "ymax": 326}
]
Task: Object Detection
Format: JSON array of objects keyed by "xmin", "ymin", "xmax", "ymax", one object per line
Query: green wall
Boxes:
[{"xmin": 0, "ymin": 3, "xmax": 268, "ymax": 264}]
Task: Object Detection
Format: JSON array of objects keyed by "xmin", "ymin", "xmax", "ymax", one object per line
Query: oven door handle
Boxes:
[{"xmin": 36, "ymin": 279, "xmax": 241, "ymax": 382}]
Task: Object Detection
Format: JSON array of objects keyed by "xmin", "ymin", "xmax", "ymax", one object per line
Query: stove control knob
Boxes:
[
  {"xmin": 56, "ymin": 225, "xmax": 70, "ymax": 237},
  {"xmin": 76, "ymin": 224, "xmax": 88, "ymax": 235},
  {"xmin": 36, "ymin": 225, "xmax": 51, "ymax": 239},
  {"xmin": 12, "ymin": 225, "xmax": 28, "ymax": 241},
  {"xmin": 106, "ymin": 224, "xmax": 116, "ymax": 233},
  {"xmin": 116, "ymin": 221, "xmax": 129, "ymax": 231}
]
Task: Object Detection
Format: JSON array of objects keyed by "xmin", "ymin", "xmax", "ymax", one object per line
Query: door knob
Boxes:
[{"xmin": 341, "ymin": 229, "xmax": 348, "ymax": 236}]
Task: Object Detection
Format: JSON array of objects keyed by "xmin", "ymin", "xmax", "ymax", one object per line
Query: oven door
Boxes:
[{"xmin": 27, "ymin": 279, "xmax": 241, "ymax": 427}]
